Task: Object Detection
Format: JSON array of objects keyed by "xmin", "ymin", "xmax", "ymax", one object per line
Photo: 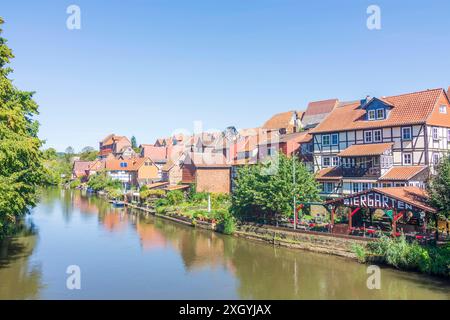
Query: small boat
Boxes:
[{"xmin": 112, "ymin": 200, "xmax": 125, "ymax": 208}]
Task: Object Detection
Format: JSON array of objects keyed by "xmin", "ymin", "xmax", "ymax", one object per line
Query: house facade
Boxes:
[
  {"xmin": 104, "ymin": 157, "xmax": 159, "ymax": 188},
  {"xmin": 311, "ymin": 88, "xmax": 450, "ymax": 198},
  {"xmin": 99, "ymin": 134, "xmax": 132, "ymax": 159}
]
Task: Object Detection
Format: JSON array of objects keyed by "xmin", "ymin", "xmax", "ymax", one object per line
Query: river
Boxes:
[{"xmin": 0, "ymin": 188, "xmax": 448, "ymax": 299}]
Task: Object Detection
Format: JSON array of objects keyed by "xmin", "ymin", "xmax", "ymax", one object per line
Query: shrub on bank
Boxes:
[{"xmin": 352, "ymin": 235, "xmax": 450, "ymax": 278}]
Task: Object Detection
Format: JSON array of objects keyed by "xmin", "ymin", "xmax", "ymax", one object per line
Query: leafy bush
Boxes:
[
  {"xmin": 352, "ymin": 244, "xmax": 367, "ymax": 263},
  {"xmin": 356, "ymin": 235, "xmax": 450, "ymax": 278},
  {"xmin": 166, "ymin": 190, "xmax": 184, "ymax": 205},
  {"xmin": 87, "ymin": 172, "xmax": 122, "ymax": 192},
  {"xmin": 69, "ymin": 178, "xmax": 81, "ymax": 189},
  {"xmin": 140, "ymin": 189, "xmax": 165, "ymax": 200}
]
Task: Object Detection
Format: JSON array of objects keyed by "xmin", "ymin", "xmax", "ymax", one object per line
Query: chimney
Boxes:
[{"xmin": 360, "ymin": 95, "xmax": 371, "ymax": 107}]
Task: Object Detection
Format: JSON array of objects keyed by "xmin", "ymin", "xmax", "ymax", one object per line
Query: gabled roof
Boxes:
[
  {"xmin": 262, "ymin": 110, "xmax": 303, "ymax": 130},
  {"xmin": 379, "ymin": 166, "xmax": 428, "ymax": 181},
  {"xmin": 101, "ymin": 134, "xmax": 130, "ymax": 146},
  {"xmin": 73, "ymin": 161, "xmax": 94, "ymax": 177},
  {"xmin": 140, "ymin": 145, "xmax": 167, "ymax": 162},
  {"xmin": 337, "ymin": 143, "xmax": 393, "ymax": 157},
  {"xmin": 304, "ymin": 99, "xmax": 338, "ymax": 116},
  {"xmin": 312, "ymin": 88, "xmax": 446, "ymax": 133}
]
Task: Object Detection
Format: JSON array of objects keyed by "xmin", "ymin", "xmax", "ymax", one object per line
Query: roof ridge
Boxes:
[{"xmin": 385, "ymin": 87, "xmax": 443, "ymax": 100}]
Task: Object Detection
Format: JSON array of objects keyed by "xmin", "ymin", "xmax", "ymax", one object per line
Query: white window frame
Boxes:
[
  {"xmin": 432, "ymin": 127, "xmax": 439, "ymax": 141},
  {"xmin": 401, "ymin": 127, "xmax": 412, "ymax": 140},
  {"xmin": 376, "ymin": 108, "xmax": 385, "ymax": 120},
  {"xmin": 322, "ymin": 135, "xmax": 330, "ymax": 146},
  {"xmin": 322, "ymin": 156, "xmax": 331, "ymax": 167},
  {"xmin": 331, "ymin": 133, "xmax": 339, "ymax": 146},
  {"xmin": 373, "ymin": 129, "xmax": 382, "ymax": 142},
  {"xmin": 403, "ymin": 153, "xmax": 412, "ymax": 165},
  {"xmin": 368, "ymin": 110, "xmax": 376, "ymax": 121},
  {"xmin": 364, "ymin": 131, "xmax": 373, "ymax": 143},
  {"xmin": 433, "ymin": 153, "xmax": 440, "ymax": 165},
  {"xmin": 352, "ymin": 183, "xmax": 360, "ymax": 193},
  {"xmin": 332, "ymin": 156, "xmax": 339, "ymax": 167},
  {"xmin": 324, "ymin": 182, "xmax": 334, "ymax": 194},
  {"xmin": 439, "ymin": 105, "xmax": 447, "ymax": 114}
]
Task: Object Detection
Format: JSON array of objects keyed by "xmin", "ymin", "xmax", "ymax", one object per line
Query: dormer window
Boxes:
[
  {"xmin": 368, "ymin": 110, "xmax": 376, "ymax": 120},
  {"xmin": 439, "ymin": 105, "xmax": 447, "ymax": 114},
  {"xmin": 376, "ymin": 109, "xmax": 385, "ymax": 119}
]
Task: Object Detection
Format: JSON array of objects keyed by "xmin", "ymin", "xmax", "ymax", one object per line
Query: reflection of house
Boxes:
[
  {"xmin": 99, "ymin": 134, "xmax": 132, "ymax": 159},
  {"xmin": 181, "ymin": 153, "xmax": 231, "ymax": 194},
  {"xmin": 104, "ymin": 157, "xmax": 159, "ymax": 187},
  {"xmin": 311, "ymin": 88, "xmax": 450, "ymax": 197}
]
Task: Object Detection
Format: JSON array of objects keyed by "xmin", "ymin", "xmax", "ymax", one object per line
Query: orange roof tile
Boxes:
[
  {"xmin": 105, "ymin": 158, "xmax": 150, "ymax": 171},
  {"xmin": 312, "ymin": 88, "xmax": 446, "ymax": 133},
  {"xmin": 279, "ymin": 131, "xmax": 312, "ymax": 144},
  {"xmin": 140, "ymin": 145, "xmax": 167, "ymax": 161},
  {"xmin": 338, "ymin": 143, "xmax": 393, "ymax": 157},
  {"xmin": 145, "ymin": 182, "xmax": 169, "ymax": 189},
  {"xmin": 379, "ymin": 166, "xmax": 428, "ymax": 181},
  {"xmin": 373, "ymin": 187, "xmax": 436, "ymax": 213},
  {"xmin": 164, "ymin": 185, "xmax": 190, "ymax": 191},
  {"xmin": 185, "ymin": 152, "xmax": 230, "ymax": 167},
  {"xmin": 315, "ymin": 167, "xmax": 343, "ymax": 181},
  {"xmin": 262, "ymin": 111, "xmax": 303, "ymax": 130},
  {"xmin": 304, "ymin": 99, "xmax": 338, "ymax": 116}
]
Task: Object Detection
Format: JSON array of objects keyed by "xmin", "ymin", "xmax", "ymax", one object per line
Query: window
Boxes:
[
  {"xmin": 324, "ymin": 182, "xmax": 334, "ymax": 193},
  {"xmin": 364, "ymin": 131, "xmax": 373, "ymax": 143},
  {"xmin": 322, "ymin": 135, "xmax": 330, "ymax": 146},
  {"xmin": 376, "ymin": 109, "xmax": 385, "ymax": 119},
  {"xmin": 368, "ymin": 110, "xmax": 376, "ymax": 120},
  {"xmin": 374, "ymin": 130, "xmax": 382, "ymax": 142},
  {"xmin": 331, "ymin": 133, "xmax": 339, "ymax": 145},
  {"xmin": 332, "ymin": 156, "xmax": 339, "ymax": 167},
  {"xmin": 433, "ymin": 153, "xmax": 440, "ymax": 165},
  {"xmin": 432, "ymin": 127, "xmax": 439, "ymax": 140},
  {"xmin": 403, "ymin": 153, "xmax": 412, "ymax": 165},
  {"xmin": 439, "ymin": 105, "xmax": 447, "ymax": 114},
  {"xmin": 120, "ymin": 162, "xmax": 128, "ymax": 168},
  {"xmin": 352, "ymin": 183, "xmax": 360, "ymax": 193},
  {"xmin": 362, "ymin": 183, "xmax": 370, "ymax": 191},
  {"xmin": 402, "ymin": 127, "xmax": 412, "ymax": 140},
  {"xmin": 322, "ymin": 156, "xmax": 331, "ymax": 167}
]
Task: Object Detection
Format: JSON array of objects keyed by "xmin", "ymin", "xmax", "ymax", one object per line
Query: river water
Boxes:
[{"xmin": 0, "ymin": 188, "xmax": 448, "ymax": 299}]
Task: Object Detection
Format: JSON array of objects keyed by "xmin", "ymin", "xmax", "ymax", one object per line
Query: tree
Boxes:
[
  {"xmin": 79, "ymin": 146, "xmax": 98, "ymax": 161},
  {"xmin": 131, "ymin": 136, "xmax": 137, "ymax": 149},
  {"xmin": 0, "ymin": 17, "xmax": 46, "ymax": 235},
  {"xmin": 231, "ymin": 154, "xmax": 320, "ymax": 220},
  {"xmin": 427, "ymin": 155, "xmax": 450, "ymax": 238}
]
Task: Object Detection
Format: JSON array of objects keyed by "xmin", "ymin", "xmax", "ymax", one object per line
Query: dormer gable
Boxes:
[{"xmin": 361, "ymin": 97, "xmax": 393, "ymax": 121}]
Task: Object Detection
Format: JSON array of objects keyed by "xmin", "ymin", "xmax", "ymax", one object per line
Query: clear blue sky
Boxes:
[{"xmin": 2, "ymin": 0, "xmax": 450, "ymax": 151}]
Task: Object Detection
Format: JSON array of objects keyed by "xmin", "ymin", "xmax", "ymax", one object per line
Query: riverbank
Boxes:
[{"xmin": 124, "ymin": 202, "xmax": 368, "ymax": 259}]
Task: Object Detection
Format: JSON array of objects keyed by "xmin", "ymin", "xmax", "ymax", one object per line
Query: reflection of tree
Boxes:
[{"xmin": 0, "ymin": 233, "xmax": 42, "ymax": 299}]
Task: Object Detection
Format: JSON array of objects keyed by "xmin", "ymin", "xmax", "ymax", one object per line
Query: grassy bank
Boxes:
[{"xmin": 352, "ymin": 235, "xmax": 450, "ymax": 278}]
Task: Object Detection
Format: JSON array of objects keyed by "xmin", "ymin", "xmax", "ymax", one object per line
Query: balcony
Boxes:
[{"xmin": 341, "ymin": 166, "xmax": 381, "ymax": 178}]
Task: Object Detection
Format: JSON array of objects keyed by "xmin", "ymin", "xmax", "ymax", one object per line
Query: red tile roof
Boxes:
[
  {"xmin": 304, "ymin": 99, "xmax": 338, "ymax": 116},
  {"xmin": 373, "ymin": 187, "xmax": 436, "ymax": 213},
  {"xmin": 140, "ymin": 145, "xmax": 167, "ymax": 162},
  {"xmin": 315, "ymin": 167, "xmax": 343, "ymax": 181},
  {"xmin": 312, "ymin": 88, "xmax": 446, "ymax": 133},
  {"xmin": 185, "ymin": 153, "xmax": 230, "ymax": 167},
  {"xmin": 73, "ymin": 161, "xmax": 93, "ymax": 177},
  {"xmin": 279, "ymin": 131, "xmax": 312, "ymax": 144},
  {"xmin": 105, "ymin": 158, "xmax": 149, "ymax": 171},
  {"xmin": 379, "ymin": 166, "xmax": 428, "ymax": 181},
  {"xmin": 262, "ymin": 111, "xmax": 303, "ymax": 130},
  {"xmin": 337, "ymin": 143, "xmax": 393, "ymax": 157}
]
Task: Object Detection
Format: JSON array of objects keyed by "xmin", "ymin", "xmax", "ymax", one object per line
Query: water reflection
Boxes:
[{"xmin": 0, "ymin": 189, "xmax": 448, "ymax": 300}]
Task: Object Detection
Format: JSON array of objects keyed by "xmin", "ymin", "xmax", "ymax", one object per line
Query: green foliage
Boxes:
[
  {"xmin": 131, "ymin": 136, "xmax": 137, "ymax": 149},
  {"xmin": 352, "ymin": 244, "xmax": 367, "ymax": 263},
  {"xmin": 79, "ymin": 146, "xmax": 98, "ymax": 161},
  {"xmin": 87, "ymin": 172, "xmax": 121, "ymax": 192},
  {"xmin": 0, "ymin": 17, "xmax": 46, "ymax": 234},
  {"xmin": 357, "ymin": 235, "xmax": 450, "ymax": 278},
  {"xmin": 140, "ymin": 189, "xmax": 165, "ymax": 200},
  {"xmin": 166, "ymin": 190, "xmax": 184, "ymax": 205},
  {"xmin": 106, "ymin": 188, "xmax": 123, "ymax": 200},
  {"xmin": 231, "ymin": 154, "xmax": 320, "ymax": 219},
  {"xmin": 218, "ymin": 210, "xmax": 236, "ymax": 235},
  {"xmin": 69, "ymin": 178, "xmax": 81, "ymax": 189},
  {"xmin": 427, "ymin": 155, "xmax": 450, "ymax": 220}
]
